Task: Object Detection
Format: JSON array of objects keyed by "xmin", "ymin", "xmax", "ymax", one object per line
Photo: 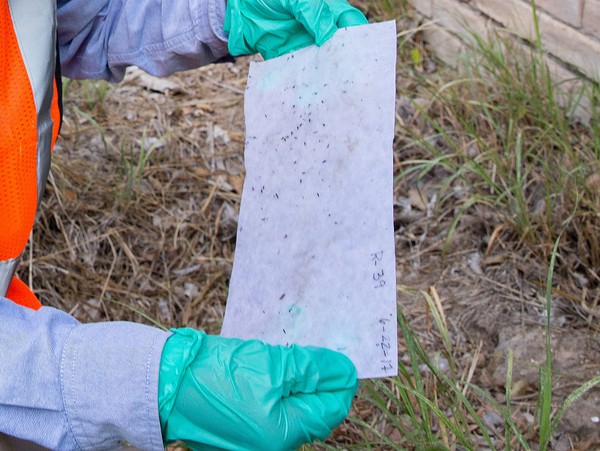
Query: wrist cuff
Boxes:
[{"xmin": 60, "ymin": 321, "xmax": 170, "ymax": 450}]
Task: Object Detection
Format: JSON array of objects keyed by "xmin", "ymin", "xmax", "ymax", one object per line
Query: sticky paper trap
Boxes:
[{"xmin": 221, "ymin": 21, "xmax": 398, "ymax": 378}]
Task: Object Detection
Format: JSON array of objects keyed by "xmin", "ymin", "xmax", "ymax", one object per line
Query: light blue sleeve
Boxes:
[
  {"xmin": 0, "ymin": 299, "xmax": 170, "ymax": 450},
  {"xmin": 56, "ymin": 0, "xmax": 229, "ymax": 82}
]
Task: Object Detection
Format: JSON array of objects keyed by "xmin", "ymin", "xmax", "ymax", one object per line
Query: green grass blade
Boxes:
[
  {"xmin": 398, "ymin": 310, "xmax": 493, "ymax": 449},
  {"xmin": 549, "ymin": 375, "xmax": 600, "ymax": 437},
  {"xmin": 468, "ymin": 383, "xmax": 531, "ymax": 451},
  {"xmin": 431, "ymin": 369, "xmax": 495, "ymax": 449},
  {"xmin": 109, "ymin": 299, "xmax": 168, "ymax": 331},
  {"xmin": 422, "ymin": 291, "xmax": 453, "ymax": 360},
  {"xmin": 505, "ymin": 349, "xmax": 514, "ymax": 451},
  {"xmin": 538, "ymin": 236, "xmax": 561, "ymax": 450},
  {"xmin": 363, "ymin": 381, "xmax": 411, "ymax": 434},
  {"xmin": 347, "ymin": 415, "xmax": 409, "ymax": 450},
  {"xmin": 398, "ymin": 312, "xmax": 435, "ymax": 443},
  {"xmin": 394, "ymin": 380, "xmax": 474, "ymax": 448}
]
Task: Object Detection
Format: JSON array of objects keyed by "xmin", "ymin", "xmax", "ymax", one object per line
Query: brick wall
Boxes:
[{"xmin": 409, "ymin": 0, "xmax": 598, "ymax": 122}]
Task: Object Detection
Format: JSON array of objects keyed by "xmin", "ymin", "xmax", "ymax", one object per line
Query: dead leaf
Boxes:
[
  {"xmin": 408, "ymin": 188, "xmax": 428, "ymax": 211},
  {"xmin": 483, "ymin": 253, "xmax": 509, "ymax": 266},
  {"xmin": 227, "ymin": 174, "xmax": 245, "ymax": 194},
  {"xmin": 229, "ymin": 131, "xmax": 245, "ymax": 142},
  {"xmin": 585, "ymin": 173, "xmax": 600, "ymax": 194},
  {"xmin": 124, "ymin": 67, "xmax": 184, "ymax": 94},
  {"xmin": 510, "ymin": 379, "xmax": 529, "ymax": 397},
  {"xmin": 213, "ymin": 125, "xmax": 230, "ymax": 143}
]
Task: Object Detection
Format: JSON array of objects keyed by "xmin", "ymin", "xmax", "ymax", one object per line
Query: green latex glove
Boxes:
[
  {"xmin": 224, "ymin": 0, "xmax": 368, "ymax": 59},
  {"xmin": 158, "ymin": 328, "xmax": 358, "ymax": 450}
]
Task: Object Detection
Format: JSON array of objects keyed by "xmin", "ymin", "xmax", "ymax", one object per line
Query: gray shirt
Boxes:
[{"xmin": 57, "ymin": 0, "xmax": 229, "ymax": 81}]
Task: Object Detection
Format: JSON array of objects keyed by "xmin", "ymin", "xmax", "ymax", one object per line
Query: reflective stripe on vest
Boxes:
[{"xmin": 0, "ymin": 0, "xmax": 59, "ymax": 301}]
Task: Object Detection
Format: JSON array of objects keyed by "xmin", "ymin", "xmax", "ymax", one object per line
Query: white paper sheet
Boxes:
[{"xmin": 221, "ymin": 21, "xmax": 398, "ymax": 378}]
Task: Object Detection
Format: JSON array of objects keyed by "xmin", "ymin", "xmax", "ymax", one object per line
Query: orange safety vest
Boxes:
[{"xmin": 0, "ymin": 0, "xmax": 61, "ymax": 310}]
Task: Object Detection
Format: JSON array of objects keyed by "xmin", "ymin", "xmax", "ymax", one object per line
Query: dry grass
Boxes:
[{"xmin": 30, "ymin": 62, "xmax": 251, "ymax": 333}]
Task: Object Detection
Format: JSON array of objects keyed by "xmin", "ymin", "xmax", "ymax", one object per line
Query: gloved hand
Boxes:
[
  {"xmin": 158, "ymin": 328, "xmax": 358, "ymax": 450},
  {"xmin": 224, "ymin": 0, "xmax": 368, "ymax": 59}
]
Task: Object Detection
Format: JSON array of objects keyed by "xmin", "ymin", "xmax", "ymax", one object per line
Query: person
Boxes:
[{"xmin": 0, "ymin": 0, "xmax": 368, "ymax": 449}]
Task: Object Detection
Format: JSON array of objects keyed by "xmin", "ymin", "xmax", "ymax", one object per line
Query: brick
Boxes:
[
  {"xmin": 583, "ymin": 0, "xmax": 600, "ymax": 39},
  {"xmin": 428, "ymin": 30, "xmax": 593, "ymax": 123},
  {"xmin": 433, "ymin": 0, "xmax": 489, "ymax": 38},
  {"xmin": 410, "ymin": 0, "xmax": 434, "ymax": 18},
  {"xmin": 417, "ymin": 0, "xmax": 593, "ymax": 123},
  {"xmin": 409, "ymin": 0, "xmax": 489, "ymax": 64},
  {"xmin": 544, "ymin": 56, "xmax": 593, "ymax": 124},
  {"xmin": 422, "ymin": 27, "xmax": 464, "ymax": 66},
  {"xmin": 473, "ymin": 0, "xmax": 600, "ymax": 82},
  {"xmin": 532, "ymin": 0, "xmax": 583, "ymax": 28},
  {"xmin": 413, "ymin": 0, "xmax": 487, "ymax": 66}
]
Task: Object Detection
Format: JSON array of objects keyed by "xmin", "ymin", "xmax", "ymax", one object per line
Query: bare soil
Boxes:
[{"xmin": 27, "ymin": 51, "xmax": 600, "ymax": 449}]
